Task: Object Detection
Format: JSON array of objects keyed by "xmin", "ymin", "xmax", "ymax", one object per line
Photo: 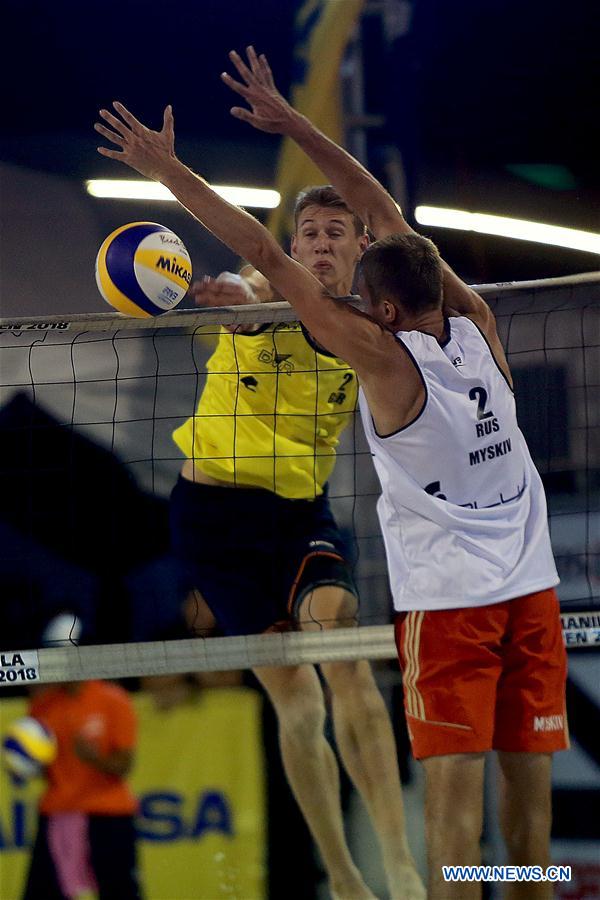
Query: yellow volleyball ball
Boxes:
[
  {"xmin": 2, "ymin": 716, "xmax": 57, "ymax": 784},
  {"xmin": 95, "ymin": 221, "xmax": 192, "ymax": 317}
]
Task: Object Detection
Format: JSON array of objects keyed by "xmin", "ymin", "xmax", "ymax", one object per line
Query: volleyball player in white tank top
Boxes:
[
  {"xmin": 97, "ymin": 47, "xmax": 568, "ymax": 900},
  {"xmin": 211, "ymin": 52, "xmax": 567, "ymax": 899},
  {"xmin": 360, "ymin": 314, "xmax": 559, "ymax": 612}
]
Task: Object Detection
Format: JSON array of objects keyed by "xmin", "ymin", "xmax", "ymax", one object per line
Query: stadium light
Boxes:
[
  {"xmin": 86, "ymin": 179, "xmax": 281, "ymax": 209},
  {"xmin": 415, "ymin": 206, "xmax": 600, "ymax": 255}
]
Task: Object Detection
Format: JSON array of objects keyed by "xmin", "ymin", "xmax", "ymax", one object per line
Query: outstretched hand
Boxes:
[
  {"xmin": 189, "ymin": 272, "xmax": 257, "ymax": 308},
  {"xmin": 95, "ymin": 102, "xmax": 177, "ymax": 181},
  {"xmin": 222, "ymin": 46, "xmax": 298, "ymax": 135}
]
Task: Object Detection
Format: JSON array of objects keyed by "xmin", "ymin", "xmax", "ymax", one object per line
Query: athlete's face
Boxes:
[{"xmin": 291, "ymin": 205, "xmax": 368, "ymax": 296}]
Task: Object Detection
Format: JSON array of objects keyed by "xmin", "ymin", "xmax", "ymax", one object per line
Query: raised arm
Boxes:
[
  {"xmin": 222, "ymin": 48, "xmax": 497, "ymax": 333},
  {"xmin": 222, "ymin": 47, "xmax": 406, "ymax": 241},
  {"xmin": 94, "ymin": 102, "xmax": 385, "ymax": 368}
]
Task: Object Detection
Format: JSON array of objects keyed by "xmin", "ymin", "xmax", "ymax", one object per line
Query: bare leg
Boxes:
[
  {"xmin": 302, "ymin": 586, "xmax": 425, "ymax": 900},
  {"xmin": 498, "ymin": 751, "xmax": 553, "ymax": 900},
  {"xmin": 182, "ymin": 588, "xmax": 370, "ymax": 894},
  {"xmin": 421, "ymin": 752, "xmax": 486, "ymax": 900},
  {"xmin": 142, "ymin": 590, "xmax": 220, "ymax": 708},
  {"xmin": 184, "ymin": 588, "xmax": 218, "ymax": 637},
  {"xmin": 254, "ymin": 663, "xmax": 375, "ymax": 900}
]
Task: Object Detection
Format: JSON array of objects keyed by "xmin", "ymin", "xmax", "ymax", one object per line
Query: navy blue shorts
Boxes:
[{"xmin": 169, "ymin": 477, "xmax": 357, "ymax": 636}]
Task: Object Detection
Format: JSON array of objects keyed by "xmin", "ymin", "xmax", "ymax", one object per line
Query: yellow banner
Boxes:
[
  {"xmin": 0, "ymin": 688, "xmax": 266, "ymax": 900},
  {"xmin": 268, "ymin": 0, "xmax": 365, "ymax": 241}
]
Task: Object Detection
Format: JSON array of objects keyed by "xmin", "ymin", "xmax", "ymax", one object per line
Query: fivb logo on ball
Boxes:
[{"xmin": 96, "ymin": 222, "xmax": 192, "ymax": 318}]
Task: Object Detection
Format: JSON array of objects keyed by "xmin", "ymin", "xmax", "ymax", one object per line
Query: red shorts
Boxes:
[{"xmin": 395, "ymin": 588, "xmax": 568, "ymax": 759}]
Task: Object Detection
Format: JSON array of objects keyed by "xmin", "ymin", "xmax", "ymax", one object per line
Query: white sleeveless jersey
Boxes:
[{"xmin": 359, "ymin": 316, "xmax": 558, "ymax": 611}]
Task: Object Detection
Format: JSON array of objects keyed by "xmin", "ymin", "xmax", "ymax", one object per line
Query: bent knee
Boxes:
[
  {"xmin": 427, "ymin": 807, "xmax": 483, "ymax": 850},
  {"xmin": 501, "ymin": 809, "xmax": 551, "ymax": 848},
  {"xmin": 259, "ymin": 667, "xmax": 328, "ymax": 741},
  {"xmin": 322, "ymin": 659, "xmax": 380, "ymax": 699},
  {"xmin": 277, "ymin": 693, "xmax": 327, "ymax": 742},
  {"xmin": 297, "ymin": 586, "xmax": 358, "ymax": 631}
]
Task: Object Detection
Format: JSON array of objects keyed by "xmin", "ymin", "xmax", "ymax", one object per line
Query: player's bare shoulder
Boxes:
[{"xmin": 443, "ymin": 266, "xmax": 513, "ymax": 387}]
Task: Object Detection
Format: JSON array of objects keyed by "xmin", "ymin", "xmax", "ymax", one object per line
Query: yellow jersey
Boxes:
[{"xmin": 172, "ymin": 322, "xmax": 357, "ymax": 499}]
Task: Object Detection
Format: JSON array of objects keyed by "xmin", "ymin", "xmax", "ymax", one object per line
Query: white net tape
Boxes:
[{"xmin": 3, "ymin": 612, "xmax": 599, "ymax": 689}]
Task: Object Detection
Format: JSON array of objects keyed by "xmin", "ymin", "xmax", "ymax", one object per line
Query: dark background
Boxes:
[{"xmin": 1, "ymin": 0, "xmax": 598, "ymax": 286}]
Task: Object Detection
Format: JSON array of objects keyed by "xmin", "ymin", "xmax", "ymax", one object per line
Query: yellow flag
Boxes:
[{"xmin": 268, "ymin": 0, "xmax": 365, "ymax": 242}]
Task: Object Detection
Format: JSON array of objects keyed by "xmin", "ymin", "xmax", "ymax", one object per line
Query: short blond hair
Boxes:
[{"xmin": 294, "ymin": 185, "xmax": 366, "ymax": 237}]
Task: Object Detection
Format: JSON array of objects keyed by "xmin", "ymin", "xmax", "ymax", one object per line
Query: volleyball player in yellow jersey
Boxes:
[
  {"xmin": 166, "ymin": 187, "xmax": 425, "ymax": 900},
  {"xmin": 172, "ymin": 192, "xmax": 360, "ymax": 502},
  {"xmin": 98, "ymin": 84, "xmax": 424, "ymax": 898},
  {"xmin": 95, "ymin": 103, "xmax": 425, "ymax": 900},
  {"xmin": 171, "ymin": 189, "xmax": 363, "ymax": 639}
]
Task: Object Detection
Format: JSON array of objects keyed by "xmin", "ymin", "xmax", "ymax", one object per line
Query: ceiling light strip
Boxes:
[
  {"xmin": 86, "ymin": 179, "xmax": 280, "ymax": 209},
  {"xmin": 415, "ymin": 206, "xmax": 600, "ymax": 254}
]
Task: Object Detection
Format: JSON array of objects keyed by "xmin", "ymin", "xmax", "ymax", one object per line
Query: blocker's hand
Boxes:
[
  {"xmin": 189, "ymin": 272, "xmax": 257, "ymax": 308},
  {"xmin": 95, "ymin": 102, "xmax": 177, "ymax": 181},
  {"xmin": 222, "ymin": 46, "xmax": 299, "ymax": 135}
]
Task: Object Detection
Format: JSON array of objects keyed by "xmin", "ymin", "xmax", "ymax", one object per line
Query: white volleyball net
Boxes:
[{"xmin": 0, "ymin": 271, "xmax": 598, "ymax": 685}]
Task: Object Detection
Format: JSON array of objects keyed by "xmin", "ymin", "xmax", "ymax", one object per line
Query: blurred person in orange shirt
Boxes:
[{"xmin": 23, "ymin": 680, "xmax": 142, "ymax": 900}]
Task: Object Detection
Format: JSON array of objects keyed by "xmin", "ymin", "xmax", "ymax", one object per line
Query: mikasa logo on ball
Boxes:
[{"xmin": 156, "ymin": 255, "xmax": 192, "ymax": 284}]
